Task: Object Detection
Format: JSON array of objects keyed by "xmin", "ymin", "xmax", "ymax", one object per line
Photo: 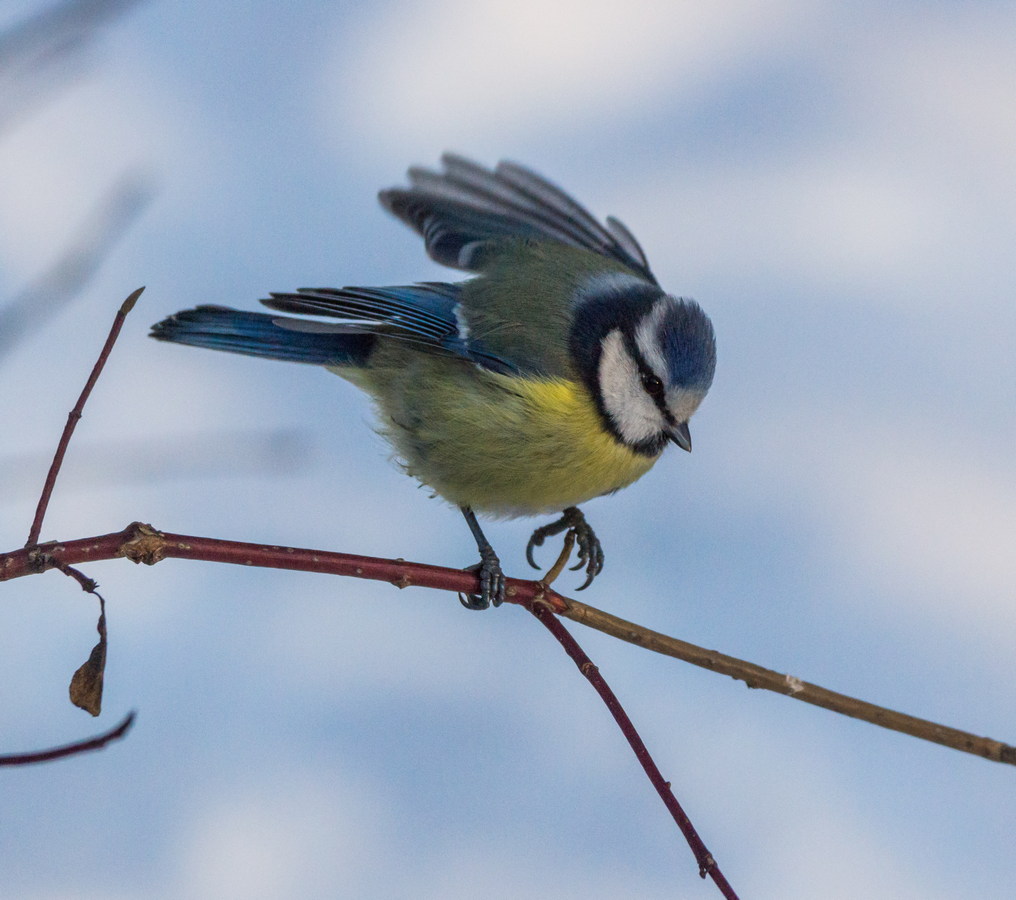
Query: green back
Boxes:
[{"xmin": 459, "ymin": 239, "xmax": 639, "ymax": 379}]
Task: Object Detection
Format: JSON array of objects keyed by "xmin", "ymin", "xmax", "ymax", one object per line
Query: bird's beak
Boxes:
[{"xmin": 668, "ymin": 422, "xmax": 692, "ymax": 452}]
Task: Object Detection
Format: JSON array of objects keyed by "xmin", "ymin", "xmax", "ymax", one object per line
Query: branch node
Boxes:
[
  {"xmin": 57, "ymin": 562, "xmax": 98, "ymax": 593},
  {"xmin": 699, "ymin": 853, "xmax": 717, "ymax": 879},
  {"xmin": 26, "ymin": 546, "xmax": 54, "ymax": 574},
  {"xmin": 529, "ymin": 590, "xmax": 555, "ymax": 613},
  {"xmin": 119, "ymin": 522, "xmax": 166, "ymax": 566}
]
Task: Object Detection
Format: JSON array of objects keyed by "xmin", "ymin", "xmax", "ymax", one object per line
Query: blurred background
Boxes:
[{"xmin": 1, "ymin": 1, "xmax": 1014, "ymax": 897}]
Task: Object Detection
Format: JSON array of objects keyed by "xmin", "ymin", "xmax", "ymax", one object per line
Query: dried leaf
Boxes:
[{"xmin": 69, "ymin": 608, "xmax": 106, "ymax": 716}]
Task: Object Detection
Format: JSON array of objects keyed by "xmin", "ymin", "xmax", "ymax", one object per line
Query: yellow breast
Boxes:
[{"xmin": 361, "ymin": 361, "xmax": 661, "ymax": 517}]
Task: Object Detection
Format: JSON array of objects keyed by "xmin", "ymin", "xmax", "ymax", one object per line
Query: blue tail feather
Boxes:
[{"xmin": 150, "ymin": 306, "xmax": 373, "ymax": 366}]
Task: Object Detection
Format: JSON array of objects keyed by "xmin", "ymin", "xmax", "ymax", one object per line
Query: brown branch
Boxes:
[
  {"xmin": 559, "ymin": 601, "xmax": 1016, "ymax": 766},
  {"xmin": 0, "ymin": 711, "xmax": 135, "ymax": 766},
  {"xmin": 527, "ymin": 601, "xmax": 738, "ymax": 897},
  {"xmin": 25, "ymin": 286, "xmax": 142, "ymax": 547},
  {"xmin": 3, "ymin": 522, "xmax": 537, "ymax": 596},
  {"xmin": 3, "ymin": 522, "xmax": 1013, "ymax": 767},
  {"xmin": 6, "ymin": 523, "xmax": 738, "ymax": 894}
]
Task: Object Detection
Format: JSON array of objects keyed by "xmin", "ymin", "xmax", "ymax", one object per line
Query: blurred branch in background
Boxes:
[
  {"xmin": 0, "ymin": 1, "xmax": 153, "ymax": 362},
  {"xmin": 0, "ymin": 429, "xmax": 315, "ymax": 505},
  {"xmin": 0, "ymin": 172, "xmax": 154, "ymax": 362},
  {"xmin": 0, "ymin": 711, "xmax": 135, "ymax": 766},
  {"xmin": 0, "ymin": 4, "xmax": 315, "ymax": 527},
  {"xmin": 0, "ymin": 0, "xmax": 144, "ymax": 137}
]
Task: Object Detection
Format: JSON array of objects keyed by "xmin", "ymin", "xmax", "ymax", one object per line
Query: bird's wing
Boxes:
[
  {"xmin": 379, "ymin": 153, "xmax": 657, "ymax": 283},
  {"xmin": 261, "ymin": 283, "xmax": 520, "ymax": 374},
  {"xmin": 150, "ymin": 304, "xmax": 375, "ymax": 366}
]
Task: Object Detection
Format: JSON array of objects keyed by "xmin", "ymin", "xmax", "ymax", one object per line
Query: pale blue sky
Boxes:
[{"xmin": 2, "ymin": 2, "xmax": 1014, "ymax": 898}]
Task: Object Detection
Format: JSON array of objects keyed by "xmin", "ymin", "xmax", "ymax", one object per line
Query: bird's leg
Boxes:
[
  {"xmin": 526, "ymin": 506, "xmax": 604, "ymax": 591},
  {"xmin": 459, "ymin": 506, "xmax": 506, "ymax": 610}
]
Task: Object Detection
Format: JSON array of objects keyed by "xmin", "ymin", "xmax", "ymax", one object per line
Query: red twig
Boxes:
[
  {"xmin": 527, "ymin": 601, "xmax": 739, "ymax": 898},
  {"xmin": 4, "ymin": 523, "xmax": 735, "ymax": 890},
  {"xmin": 25, "ymin": 286, "xmax": 143, "ymax": 548},
  {"xmin": 3, "ymin": 524, "xmax": 1014, "ymax": 766},
  {"xmin": 1, "ymin": 524, "xmax": 564, "ymax": 610},
  {"xmin": 0, "ymin": 711, "xmax": 135, "ymax": 766}
]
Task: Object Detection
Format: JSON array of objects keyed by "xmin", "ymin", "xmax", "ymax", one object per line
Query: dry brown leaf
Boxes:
[{"xmin": 69, "ymin": 607, "xmax": 106, "ymax": 716}]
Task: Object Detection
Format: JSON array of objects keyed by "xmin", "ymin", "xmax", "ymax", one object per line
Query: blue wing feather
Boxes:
[
  {"xmin": 264, "ymin": 284, "xmax": 459, "ymax": 341},
  {"xmin": 153, "ymin": 285, "xmax": 519, "ymax": 374},
  {"xmin": 149, "ymin": 305, "xmax": 374, "ymax": 366},
  {"xmin": 261, "ymin": 284, "xmax": 518, "ymax": 374}
]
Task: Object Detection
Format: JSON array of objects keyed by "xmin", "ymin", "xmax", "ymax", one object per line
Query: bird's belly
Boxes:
[{"xmin": 343, "ymin": 359, "xmax": 659, "ymax": 517}]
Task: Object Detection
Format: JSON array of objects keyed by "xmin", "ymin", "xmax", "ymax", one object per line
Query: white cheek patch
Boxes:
[{"xmin": 598, "ymin": 329, "xmax": 663, "ymax": 445}]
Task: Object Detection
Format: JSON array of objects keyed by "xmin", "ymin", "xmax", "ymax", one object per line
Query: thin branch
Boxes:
[
  {"xmin": 0, "ymin": 710, "xmax": 134, "ymax": 766},
  {"xmin": 558, "ymin": 600, "xmax": 1016, "ymax": 765},
  {"xmin": 6, "ymin": 523, "xmax": 737, "ymax": 893},
  {"xmin": 527, "ymin": 601, "xmax": 738, "ymax": 897},
  {"xmin": 2, "ymin": 523, "xmax": 1013, "ymax": 767},
  {"xmin": 540, "ymin": 527, "xmax": 575, "ymax": 586},
  {"xmin": 25, "ymin": 286, "xmax": 142, "ymax": 547}
]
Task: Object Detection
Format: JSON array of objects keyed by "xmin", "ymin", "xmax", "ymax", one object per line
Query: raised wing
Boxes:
[{"xmin": 379, "ymin": 153, "xmax": 657, "ymax": 283}]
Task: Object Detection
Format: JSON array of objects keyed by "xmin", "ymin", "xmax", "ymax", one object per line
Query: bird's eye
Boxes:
[{"xmin": 641, "ymin": 371, "xmax": 664, "ymax": 399}]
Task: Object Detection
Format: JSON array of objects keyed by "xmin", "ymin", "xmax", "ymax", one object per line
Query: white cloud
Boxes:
[
  {"xmin": 175, "ymin": 770, "xmax": 390, "ymax": 900},
  {"xmin": 0, "ymin": 46, "xmax": 217, "ymax": 281},
  {"xmin": 724, "ymin": 409, "xmax": 1016, "ymax": 637},
  {"xmin": 580, "ymin": 7, "xmax": 1016, "ymax": 308},
  {"xmin": 869, "ymin": 11, "xmax": 1016, "ymax": 175},
  {"xmin": 827, "ymin": 426, "xmax": 1016, "ymax": 617},
  {"xmin": 630, "ymin": 158, "xmax": 951, "ymax": 294},
  {"xmin": 320, "ymin": 0, "xmax": 812, "ymax": 155}
]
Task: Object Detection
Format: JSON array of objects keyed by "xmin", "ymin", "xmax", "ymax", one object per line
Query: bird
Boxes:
[{"xmin": 151, "ymin": 154, "xmax": 716, "ymax": 609}]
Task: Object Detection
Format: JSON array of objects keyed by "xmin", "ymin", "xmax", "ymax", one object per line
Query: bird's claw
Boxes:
[
  {"xmin": 460, "ymin": 546, "xmax": 505, "ymax": 610},
  {"xmin": 525, "ymin": 507, "xmax": 604, "ymax": 591}
]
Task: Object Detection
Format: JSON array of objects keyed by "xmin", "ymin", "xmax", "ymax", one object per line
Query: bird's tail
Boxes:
[{"xmin": 150, "ymin": 305, "xmax": 373, "ymax": 366}]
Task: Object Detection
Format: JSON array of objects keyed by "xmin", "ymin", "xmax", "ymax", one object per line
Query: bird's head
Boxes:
[{"xmin": 571, "ymin": 273, "xmax": 716, "ymax": 457}]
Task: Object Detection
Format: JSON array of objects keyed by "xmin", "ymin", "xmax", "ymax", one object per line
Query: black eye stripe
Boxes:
[
  {"xmin": 623, "ymin": 330, "xmax": 674, "ymax": 424},
  {"xmin": 639, "ymin": 366, "xmax": 670, "ymax": 419}
]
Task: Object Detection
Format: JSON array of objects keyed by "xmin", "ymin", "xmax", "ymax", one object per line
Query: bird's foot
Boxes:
[
  {"xmin": 459, "ymin": 545, "xmax": 505, "ymax": 610},
  {"xmin": 526, "ymin": 506, "xmax": 604, "ymax": 590}
]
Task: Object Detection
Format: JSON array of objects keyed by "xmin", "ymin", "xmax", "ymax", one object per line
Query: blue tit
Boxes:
[{"xmin": 151, "ymin": 154, "xmax": 716, "ymax": 609}]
